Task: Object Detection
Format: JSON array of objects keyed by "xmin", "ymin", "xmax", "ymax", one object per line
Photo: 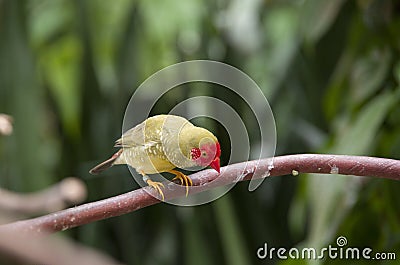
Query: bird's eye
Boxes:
[{"xmin": 201, "ymin": 151, "xmax": 207, "ymax": 157}]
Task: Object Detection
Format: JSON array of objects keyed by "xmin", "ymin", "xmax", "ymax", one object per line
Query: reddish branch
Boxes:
[
  {"xmin": 0, "ymin": 154, "xmax": 399, "ymax": 234},
  {"xmin": 0, "ymin": 177, "xmax": 87, "ymax": 215},
  {"xmin": 0, "ymin": 114, "xmax": 13, "ymax": 136},
  {"xmin": 0, "ymin": 230, "xmax": 124, "ymax": 265}
]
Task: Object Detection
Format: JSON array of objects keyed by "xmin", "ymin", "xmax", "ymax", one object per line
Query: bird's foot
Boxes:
[
  {"xmin": 169, "ymin": 170, "xmax": 193, "ymax": 196},
  {"xmin": 145, "ymin": 178, "xmax": 165, "ymax": 201}
]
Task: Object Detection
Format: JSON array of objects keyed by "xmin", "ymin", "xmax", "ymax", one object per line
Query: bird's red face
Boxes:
[{"xmin": 190, "ymin": 142, "xmax": 221, "ymax": 173}]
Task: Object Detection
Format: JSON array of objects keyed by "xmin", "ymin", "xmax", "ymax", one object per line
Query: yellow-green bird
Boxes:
[{"xmin": 90, "ymin": 114, "xmax": 221, "ymax": 200}]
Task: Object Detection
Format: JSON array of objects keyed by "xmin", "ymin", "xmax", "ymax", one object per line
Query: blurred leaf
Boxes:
[
  {"xmin": 323, "ymin": 15, "xmax": 365, "ymax": 119},
  {"xmin": 86, "ymin": 0, "xmax": 133, "ymax": 93},
  {"xmin": 182, "ymin": 208, "xmax": 216, "ymax": 265},
  {"xmin": 213, "ymin": 194, "xmax": 250, "ymax": 265},
  {"xmin": 300, "ymin": 0, "xmax": 346, "ymax": 43},
  {"xmin": 28, "ymin": 0, "xmax": 73, "ymax": 47},
  {"xmin": 144, "ymin": 224, "xmax": 177, "ymax": 265},
  {"xmin": 394, "ymin": 60, "xmax": 400, "ymax": 84},
  {"xmin": 247, "ymin": 7, "xmax": 299, "ymax": 99},
  {"xmin": 140, "ymin": 0, "xmax": 205, "ymax": 42},
  {"xmin": 138, "ymin": 0, "xmax": 205, "ymax": 76},
  {"xmin": 218, "ymin": 0, "xmax": 262, "ymax": 53},
  {"xmin": 350, "ymin": 48, "xmax": 391, "ymax": 106},
  {"xmin": 359, "ymin": 0, "xmax": 393, "ymax": 30},
  {"xmin": 0, "ymin": 0, "xmax": 54, "ymax": 190},
  {"xmin": 304, "ymin": 90, "xmax": 398, "ymax": 255},
  {"xmin": 288, "ymin": 175, "xmax": 308, "ymax": 240},
  {"xmin": 332, "ymin": 89, "xmax": 398, "ymax": 154},
  {"xmin": 39, "ymin": 34, "xmax": 82, "ymax": 138}
]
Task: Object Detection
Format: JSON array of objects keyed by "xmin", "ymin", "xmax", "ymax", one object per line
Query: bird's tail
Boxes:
[{"xmin": 89, "ymin": 149, "xmax": 123, "ymax": 174}]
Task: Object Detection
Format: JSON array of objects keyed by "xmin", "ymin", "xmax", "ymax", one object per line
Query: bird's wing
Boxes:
[
  {"xmin": 115, "ymin": 118, "xmax": 166, "ymax": 148},
  {"xmin": 114, "ymin": 122, "xmax": 148, "ymax": 148},
  {"xmin": 114, "ymin": 115, "xmax": 193, "ymax": 148}
]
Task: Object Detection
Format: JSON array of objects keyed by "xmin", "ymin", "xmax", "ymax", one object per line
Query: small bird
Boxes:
[{"xmin": 90, "ymin": 114, "xmax": 221, "ymax": 200}]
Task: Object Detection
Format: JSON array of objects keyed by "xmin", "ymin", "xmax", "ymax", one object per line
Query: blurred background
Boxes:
[{"xmin": 1, "ymin": 0, "xmax": 400, "ymax": 264}]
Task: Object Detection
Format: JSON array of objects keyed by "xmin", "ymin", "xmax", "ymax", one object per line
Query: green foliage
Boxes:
[{"xmin": 0, "ymin": 0, "xmax": 399, "ymax": 264}]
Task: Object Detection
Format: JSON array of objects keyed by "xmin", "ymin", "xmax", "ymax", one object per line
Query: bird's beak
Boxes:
[{"xmin": 210, "ymin": 157, "xmax": 220, "ymax": 173}]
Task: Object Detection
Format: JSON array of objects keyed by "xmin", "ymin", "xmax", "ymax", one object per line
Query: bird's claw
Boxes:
[
  {"xmin": 171, "ymin": 170, "xmax": 192, "ymax": 197},
  {"xmin": 146, "ymin": 179, "xmax": 165, "ymax": 201}
]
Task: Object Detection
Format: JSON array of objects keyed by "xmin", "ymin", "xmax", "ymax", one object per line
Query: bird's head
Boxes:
[{"xmin": 181, "ymin": 127, "xmax": 221, "ymax": 173}]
